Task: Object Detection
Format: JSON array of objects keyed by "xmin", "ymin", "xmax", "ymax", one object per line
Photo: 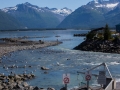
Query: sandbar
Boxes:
[{"xmin": 0, "ymin": 41, "xmax": 61, "ymax": 58}]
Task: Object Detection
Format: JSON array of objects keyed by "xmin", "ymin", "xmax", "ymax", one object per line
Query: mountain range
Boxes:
[
  {"xmin": 58, "ymin": 0, "xmax": 120, "ymax": 29},
  {"xmin": 0, "ymin": 2, "xmax": 72, "ymax": 30},
  {"xmin": 0, "ymin": 10, "xmax": 24, "ymax": 30},
  {"xmin": 1, "ymin": 0, "xmax": 120, "ymax": 30}
]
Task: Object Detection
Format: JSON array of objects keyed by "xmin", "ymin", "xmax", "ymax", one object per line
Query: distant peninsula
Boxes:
[{"xmin": 74, "ymin": 25, "xmax": 120, "ymax": 54}]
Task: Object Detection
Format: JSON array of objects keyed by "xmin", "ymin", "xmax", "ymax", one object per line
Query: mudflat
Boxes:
[{"xmin": 0, "ymin": 38, "xmax": 62, "ymax": 57}]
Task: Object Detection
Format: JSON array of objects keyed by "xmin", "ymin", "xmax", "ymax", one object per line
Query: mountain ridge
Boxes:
[
  {"xmin": 1, "ymin": 2, "xmax": 72, "ymax": 29},
  {"xmin": 2, "ymin": 2, "xmax": 72, "ymax": 17},
  {"xmin": 0, "ymin": 10, "xmax": 24, "ymax": 30},
  {"xmin": 57, "ymin": 0, "xmax": 120, "ymax": 29}
]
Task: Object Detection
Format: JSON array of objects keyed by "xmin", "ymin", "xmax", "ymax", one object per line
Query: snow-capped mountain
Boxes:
[
  {"xmin": 57, "ymin": 0, "xmax": 120, "ymax": 28},
  {"xmin": 1, "ymin": 2, "xmax": 72, "ymax": 29},
  {"xmin": 51, "ymin": 7, "xmax": 72, "ymax": 16},
  {"xmin": 87, "ymin": 0, "xmax": 120, "ymax": 12},
  {"xmin": 2, "ymin": 2, "xmax": 72, "ymax": 17}
]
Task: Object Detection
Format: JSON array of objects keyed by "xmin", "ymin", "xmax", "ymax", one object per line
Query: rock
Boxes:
[
  {"xmin": 27, "ymin": 74, "xmax": 32, "ymax": 79},
  {"xmin": 0, "ymin": 77, "xmax": 5, "ymax": 80},
  {"xmin": 40, "ymin": 88, "xmax": 45, "ymax": 90},
  {"xmin": 0, "ymin": 73, "xmax": 36, "ymax": 90},
  {"xmin": 41, "ymin": 66, "xmax": 49, "ymax": 70},
  {"xmin": 31, "ymin": 74, "xmax": 35, "ymax": 78},
  {"xmin": 9, "ymin": 79, "xmax": 15, "ymax": 83},
  {"xmin": 8, "ymin": 75, "xmax": 14, "ymax": 79},
  {"xmin": 2, "ymin": 85, "xmax": 9, "ymax": 90},
  {"xmin": 10, "ymin": 82, "xmax": 17, "ymax": 87},
  {"xmin": 33, "ymin": 86, "xmax": 40, "ymax": 90},
  {"xmin": 17, "ymin": 81, "xmax": 22, "ymax": 85},
  {"xmin": 13, "ymin": 84, "xmax": 24, "ymax": 89},
  {"xmin": 44, "ymin": 71, "xmax": 48, "ymax": 74},
  {"xmin": 8, "ymin": 85, "xmax": 14, "ymax": 90},
  {"xmin": 14, "ymin": 75, "xmax": 21, "ymax": 80},
  {"xmin": 29, "ymin": 65, "xmax": 32, "ymax": 68},
  {"xmin": 23, "ymin": 82, "xmax": 29, "ymax": 87},
  {"xmin": 2, "ymin": 82, "xmax": 7, "ymax": 87},
  {"xmin": 28, "ymin": 86, "xmax": 34, "ymax": 90},
  {"xmin": 67, "ymin": 58, "xmax": 70, "ymax": 60},
  {"xmin": 0, "ymin": 84, "xmax": 3, "ymax": 89},
  {"xmin": 47, "ymin": 87, "xmax": 55, "ymax": 90},
  {"xmin": 60, "ymin": 87, "xmax": 66, "ymax": 90}
]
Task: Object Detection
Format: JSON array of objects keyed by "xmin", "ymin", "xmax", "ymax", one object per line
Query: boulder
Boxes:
[
  {"xmin": 23, "ymin": 82, "xmax": 29, "ymax": 87},
  {"xmin": 33, "ymin": 86, "xmax": 40, "ymax": 90}
]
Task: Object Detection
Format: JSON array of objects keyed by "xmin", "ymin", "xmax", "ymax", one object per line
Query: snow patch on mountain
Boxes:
[
  {"xmin": 2, "ymin": 6, "xmax": 18, "ymax": 12},
  {"xmin": 106, "ymin": 3, "xmax": 119, "ymax": 8},
  {"xmin": 95, "ymin": 2, "xmax": 119, "ymax": 9},
  {"xmin": 51, "ymin": 8, "xmax": 72, "ymax": 16},
  {"xmin": 94, "ymin": 0, "xmax": 99, "ymax": 3}
]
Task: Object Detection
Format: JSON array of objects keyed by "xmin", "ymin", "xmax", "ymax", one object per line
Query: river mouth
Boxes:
[{"xmin": 1, "ymin": 45, "xmax": 120, "ymax": 89}]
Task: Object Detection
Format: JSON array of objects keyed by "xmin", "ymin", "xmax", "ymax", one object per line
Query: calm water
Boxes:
[{"xmin": 0, "ymin": 30, "xmax": 120, "ymax": 90}]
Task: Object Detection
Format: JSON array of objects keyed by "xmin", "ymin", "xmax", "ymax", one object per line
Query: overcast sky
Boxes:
[{"xmin": 0, "ymin": 0, "xmax": 92, "ymax": 10}]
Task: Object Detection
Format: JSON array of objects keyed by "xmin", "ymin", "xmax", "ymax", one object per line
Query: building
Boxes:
[{"xmin": 116, "ymin": 24, "xmax": 120, "ymax": 33}]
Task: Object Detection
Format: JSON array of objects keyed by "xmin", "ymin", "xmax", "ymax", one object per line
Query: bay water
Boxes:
[{"xmin": 0, "ymin": 30, "xmax": 120, "ymax": 89}]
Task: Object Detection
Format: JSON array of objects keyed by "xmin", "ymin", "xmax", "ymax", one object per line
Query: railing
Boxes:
[{"xmin": 105, "ymin": 79, "xmax": 116, "ymax": 90}]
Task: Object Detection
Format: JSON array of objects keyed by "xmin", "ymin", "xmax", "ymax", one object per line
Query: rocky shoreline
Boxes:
[
  {"xmin": 74, "ymin": 39, "xmax": 120, "ymax": 54},
  {"xmin": 0, "ymin": 73, "xmax": 56, "ymax": 90},
  {"xmin": 0, "ymin": 38, "xmax": 62, "ymax": 90},
  {"xmin": 0, "ymin": 73, "xmax": 36, "ymax": 90}
]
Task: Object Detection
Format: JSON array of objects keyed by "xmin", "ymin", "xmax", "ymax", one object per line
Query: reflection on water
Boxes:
[{"xmin": 0, "ymin": 30, "xmax": 120, "ymax": 89}]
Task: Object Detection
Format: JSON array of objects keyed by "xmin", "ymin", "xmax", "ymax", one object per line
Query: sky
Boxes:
[{"xmin": 0, "ymin": 0, "xmax": 92, "ymax": 10}]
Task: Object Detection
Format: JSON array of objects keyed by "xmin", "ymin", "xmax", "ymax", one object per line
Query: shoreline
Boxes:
[
  {"xmin": 0, "ymin": 39, "xmax": 62, "ymax": 90},
  {"xmin": 0, "ymin": 41, "xmax": 62, "ymax": 58},
  {"xmin": 74, "ymin": 39, "xmax": 120, "ymax": 54}
]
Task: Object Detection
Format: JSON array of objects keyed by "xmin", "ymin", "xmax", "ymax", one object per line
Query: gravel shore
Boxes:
[
  {"xmin": 0, "ymin": 41, "xmax": 61, "ymax": 58},
  {"xmin": 0, "ymin": 40, "xmax": 61, "ymax": 90}
]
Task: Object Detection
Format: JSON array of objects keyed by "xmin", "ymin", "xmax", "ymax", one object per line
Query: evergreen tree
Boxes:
[
  {"xmin": 86, "ymin": 32, "xmax": 96, "ymax": 40},
  {"xmin": 104, "ymin": 24, "xmax": 111, "ymax": 40}
]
